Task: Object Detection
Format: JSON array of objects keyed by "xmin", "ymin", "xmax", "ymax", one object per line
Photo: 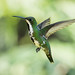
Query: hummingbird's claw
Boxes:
[{"xmin": 36, "ymin": 47, "xmax": 41, "ymax": 52}]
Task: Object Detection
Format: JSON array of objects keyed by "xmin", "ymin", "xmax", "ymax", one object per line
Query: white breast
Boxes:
[
  {"xmin": 34, "ymin": 40, "xmax": 40, "ymax": 47},
  {"xmin": 26, "ymin": 19, "xmax": 33, "ymax": 37},
  {"xmin": 26, "ymin": 20, "xmax": 40, "ymax": 47},
  {"xmin": 32, "ymin": 37, "xmax": 40, "ymax": 47}
]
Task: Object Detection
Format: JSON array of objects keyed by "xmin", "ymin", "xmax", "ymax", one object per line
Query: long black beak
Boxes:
[{"xmin": 13, "ymin": 16, "xmax": 27, "ymax": 19}]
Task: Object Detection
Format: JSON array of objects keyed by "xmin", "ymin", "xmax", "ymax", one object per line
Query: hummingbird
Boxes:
[{"xmin": 13, "ymin": 16, "xmax": 75, "ymax": 63}]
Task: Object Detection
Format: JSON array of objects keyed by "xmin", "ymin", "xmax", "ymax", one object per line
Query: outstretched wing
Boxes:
[
  {"xmin": 40, "ymin": 19, "xmax": 75, "ymax": 39},
  {"xmin": 37, "ymin": 18, "xmax": 50, "ymax": 29}
]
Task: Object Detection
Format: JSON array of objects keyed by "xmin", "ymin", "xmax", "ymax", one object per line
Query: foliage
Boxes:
[{"xmin": 0, "ymin": 0, "xmax": 75, "ymax": 75}]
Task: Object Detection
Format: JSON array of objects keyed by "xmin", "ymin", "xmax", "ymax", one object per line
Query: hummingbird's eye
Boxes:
[{"xmin": 29, "ymin": 19, "xmax": 33, "ymax": 21}]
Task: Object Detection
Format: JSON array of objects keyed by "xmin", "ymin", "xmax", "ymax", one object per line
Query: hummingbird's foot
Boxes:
[{"xmin": 36, "ymin": 47, "xmax": 41, "ymax": 52}]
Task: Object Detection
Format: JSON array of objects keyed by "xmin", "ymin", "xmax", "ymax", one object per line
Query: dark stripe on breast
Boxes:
[
  {"xmin": 31, "ymin": 37, "xmax": 34, "ymax": 43},
  {"xmin": 27, "ymin": 23, "xmax": 30, "ymax": 31}
]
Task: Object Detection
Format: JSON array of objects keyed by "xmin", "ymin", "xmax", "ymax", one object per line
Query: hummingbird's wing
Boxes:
[
  {"xmin": 37, "ymin": 18, "xmax": 50, "ymax": 29},
  {"xmin": 40, "ymin": 19, "xmax": 75, "ymax": 39}
]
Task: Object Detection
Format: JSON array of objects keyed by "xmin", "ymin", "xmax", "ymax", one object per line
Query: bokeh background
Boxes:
[{"xmin": 0, "ymin": 0, "xmax": 75, "ymax": 75}]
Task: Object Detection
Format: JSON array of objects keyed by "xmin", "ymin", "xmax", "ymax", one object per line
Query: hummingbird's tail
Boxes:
[
  {"xmin": 46, "ymin": 53, "xmax": 54, "ymax": 63},
  {"xmin": 44, "ymin": 48, "xmax": 54, "ymax": 63}
]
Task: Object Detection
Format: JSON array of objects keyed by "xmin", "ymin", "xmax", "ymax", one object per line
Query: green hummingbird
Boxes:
[{"xmin": 13, "ymin": 16, "xmax": 75, "ymax": 63}]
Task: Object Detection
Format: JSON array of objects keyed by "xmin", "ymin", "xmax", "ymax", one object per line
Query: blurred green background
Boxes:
[{"xmin": 0, "ymin": 0, "xmax": 75, "ymax": 75}]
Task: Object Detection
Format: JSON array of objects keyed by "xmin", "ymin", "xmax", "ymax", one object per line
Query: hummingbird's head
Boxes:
[{"xmin": 13, "ymin": 16, "xmax": 37, "ymax": 26}]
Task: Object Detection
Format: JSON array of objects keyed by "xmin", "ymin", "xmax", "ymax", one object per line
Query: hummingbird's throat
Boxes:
[{"xmin": 26, "ymin": 19, "xmax": 33, "ymax": 37}]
